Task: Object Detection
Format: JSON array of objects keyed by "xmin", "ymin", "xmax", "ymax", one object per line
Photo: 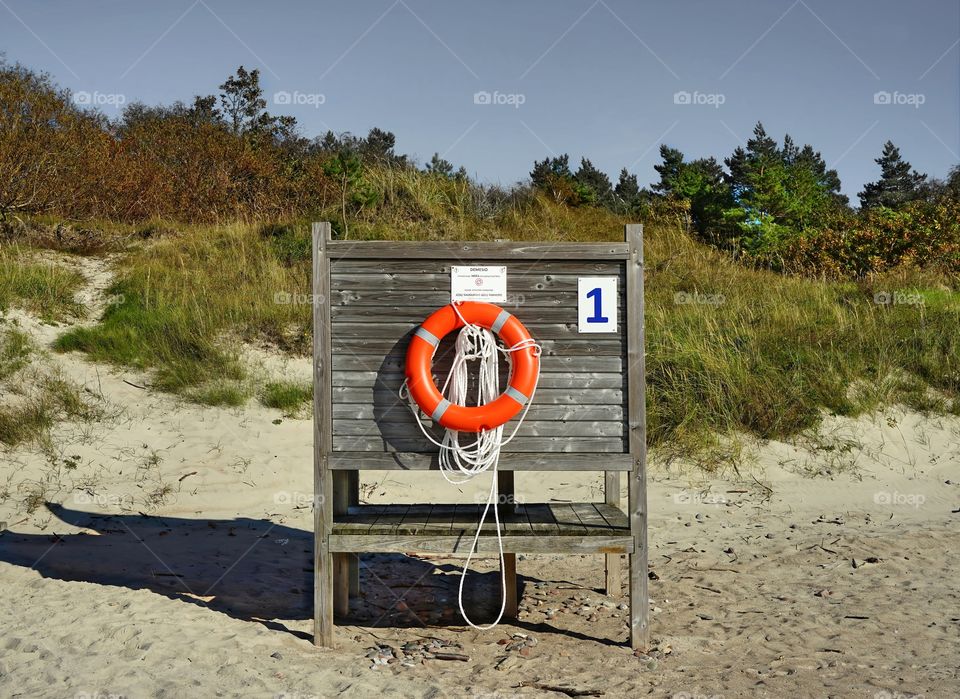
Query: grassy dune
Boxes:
[
  {"xmin": 53, "ymin": 223, "xmax": 308, "ymax": 401},
  {"xmin": 644, "ymin": 227, "xmax": 960, "ymax": 450},
  {"xmin": 38, "ymin": 208, "xmax": 958, "ymax": 456},
  {"xmin": 0, "ymin": 245, "xmax": 86, "ymax": 321}
]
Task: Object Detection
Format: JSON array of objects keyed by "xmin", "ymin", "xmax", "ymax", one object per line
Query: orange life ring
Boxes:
[{"xmin": 405, "ymin": 302, "xmax": 539, "ymax": 432}]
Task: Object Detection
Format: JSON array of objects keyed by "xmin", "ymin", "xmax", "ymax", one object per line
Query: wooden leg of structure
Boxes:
[
  {"xmin": 605, "ymin": 554, "xmax": 621, "ymax": 596},
  {"xmin": 331, "ymin": 470, "xmax": 353, "ymax": 619},
  {"xmin": 349, "ymin": 554, "xmax": 360, "ymax": 598},
  {"xmin": 498, "ymin": 470, "xmax": 519, "ymax": 618},
  {"xmin": 314, "ymin": 544, "xmax": 334, "ymax": 647},
  {"xmin": 502, "ymin": 553, "xmax": 518, "ymax": 618},
  {"xmin": 333, "ymin": 553, "xmax": 350, "ymax": 617},
  {"xmin": 629, "ymin": 549, "xmax": 648, "ymax": 650},
  {"xmin": 347, "ymin": 472, "xmax": 360, "ymax": 600},
  {"xmin": 604, "ymin": 472, "xmax": 621, "ymax": 595}
]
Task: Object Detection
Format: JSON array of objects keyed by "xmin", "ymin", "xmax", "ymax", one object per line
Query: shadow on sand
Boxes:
[{"xmin": 0, "ymin": 503, "xmax": 621, "ymax": 646}]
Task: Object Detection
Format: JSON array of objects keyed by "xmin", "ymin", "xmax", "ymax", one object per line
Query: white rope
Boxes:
[{"xmin": 400, "ymin": 303, "xmax": 541, "ymax": 630}]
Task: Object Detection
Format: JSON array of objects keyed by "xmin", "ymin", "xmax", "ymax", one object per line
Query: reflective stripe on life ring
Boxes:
[{"xmin": 404, "ymin": 301, "xmax": 539, "ymax": 432}]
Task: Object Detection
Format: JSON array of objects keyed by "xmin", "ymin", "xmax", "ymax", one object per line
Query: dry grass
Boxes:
[
  {"xmin": 55, "ymin": 223, "xmax": 309, "ymax": 400},
  {"xmin": 0, "ymin": 348, "xmax": 105, "ymax": 449},
  {"xmin": 0, "ymin": 244, "xmax": 86, "ymax": 320},
  {"xmin": 43, "ymin": 212, "xmax": 960, "ymax": 450}
]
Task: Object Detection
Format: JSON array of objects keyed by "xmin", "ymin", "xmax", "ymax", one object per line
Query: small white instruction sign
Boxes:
[
  {"xmin": 451, "ymin": 265, "xmax": 507, "ymax": 302},
  {"xmin": 578, "ymin": 277, "xmax": 618, "ymax": 333}
]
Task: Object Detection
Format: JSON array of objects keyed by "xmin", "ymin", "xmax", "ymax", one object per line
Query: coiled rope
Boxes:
[{"xmin": 400, "ymin": 302, "xmax": 541, "ymax": 630}]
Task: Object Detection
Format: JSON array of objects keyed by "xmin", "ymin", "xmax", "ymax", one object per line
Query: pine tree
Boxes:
[
  {"xmin": 858, "ymin": 141, "xmax": 927, "ymax": 209},
  {"xmin": 573, "ymin": 158, "xmax": 613, "ymax": 205},
  {"xmin": 718, "ymin": 123, "xmax": 851, "ymax": 245},
  {"xmin": 530, "ymin": 155, "xmax": 584, "ymax": 204},
  {"xmin": 217, "ymin": 66, "xmax": 297, "ymax": 141},
  {"xmin": 725, "ymin": 123, "xmax": 786, "ymax": 221},
  {"xmin": 425, "ymin": 152, "xmax": 454, "ymax": 177},
  {"xmin": 781, "ymin": 134, "xmax": 799, "ymax": 164},
  {"xmin": 530, "ymin": 154, "xmax": 572, "ymax": 188},
  {"xmin": 653, "ymin": 145, "xmax": 685, "ymax": 195},
  {"xmin": 651, "ymin": 146, "xmax": 731, "ymax": 233},
  {"xmin": 726, "ymin": 124, "xmax": 779, "ymax": 183},
  {"xmin": 361, "ymin": 127, "xmax": 402, "ymax": 165},
  {"xmin": 615, "ymin": 168, "xmax": 639, "ymax": 201},
  {"xmin": 785, "ymin": 144, "xmax": 848, "ymax": 225}
]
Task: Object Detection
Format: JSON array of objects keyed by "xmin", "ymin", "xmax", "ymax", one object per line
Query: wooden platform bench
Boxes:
[
  {"xmin": 311, "ymin": 223, "xmax": 649, "ymax": 649},
  {"xmin": 330, "ymin": 503, "xmax": 633, "ymax": 553}
]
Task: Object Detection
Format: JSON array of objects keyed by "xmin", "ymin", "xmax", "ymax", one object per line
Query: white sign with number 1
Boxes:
[{"xmin": 578, "ymin": 277, "xmax": 618, "ymax": 333}]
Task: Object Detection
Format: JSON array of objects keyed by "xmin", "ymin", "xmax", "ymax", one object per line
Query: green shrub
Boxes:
[
  {"xmin": 259, "ymin": 380, "xmax": 312, "ymax": 412},
  {"xmin": 772, "ymin": 200, "xmax": 960, "ymax": 278},
  {"xmin": 188, "ymin": 381, "xmax": 249, "ymax": 407}
]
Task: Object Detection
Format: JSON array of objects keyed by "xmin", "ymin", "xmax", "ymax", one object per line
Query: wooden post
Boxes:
[
  {"xmin": 333, "ymin": 470, "xmax": 350, "ymax": 618},
  {"xmin": 625, "ymin": 224, "xmax": 649, "ymax": 650},
  {"xmin": 333, "ymin": 551, "xmax": 350, "ymax": 617},
  {"xmin": 604, "ymin": 471, "xmax": 621, "ymax": 595},
  {"xmin": 497, "ymin": 470, "xmax": 519, "ymax": 618},
  {"xmin": 313, "ymin": 222, "xmax": 335, "ymax": 647},
  {"xmin": 348, "ymin": 554, "xmax": 360, "ymax": 598},
  {"xmin": 348, "ymin": 472, "xmax": 360, "ymax": 598}
]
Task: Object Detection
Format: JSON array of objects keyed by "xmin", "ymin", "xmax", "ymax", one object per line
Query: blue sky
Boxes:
[{"xmin": 2, "ymin": 0, "xmax": 958, "ymax": 198}]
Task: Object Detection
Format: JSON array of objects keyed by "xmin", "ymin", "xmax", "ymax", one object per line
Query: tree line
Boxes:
[
  {"xmin": 529, "ymin": 122, "xmax": 958, "ymax": 262},
  {"xmin": 529, "ymin": 125, "xmax": 958, "ymax": 276},
  {"xmin": 1, "ymin": 59, "xmax": 958, "ymax": 276}
]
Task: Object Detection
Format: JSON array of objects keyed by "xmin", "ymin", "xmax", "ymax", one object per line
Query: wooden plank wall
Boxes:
[{"xmin": 328, "ymin": 258, "xmax": 629, "ymax": 463}]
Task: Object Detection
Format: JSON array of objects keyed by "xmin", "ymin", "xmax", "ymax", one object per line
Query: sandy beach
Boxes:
[{"xmin": 1, "ymin": 258, "xmax": 958, "ymax": 698}]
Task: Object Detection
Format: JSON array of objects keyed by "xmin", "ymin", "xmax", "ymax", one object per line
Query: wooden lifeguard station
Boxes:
[{"xmin": 312, "ymin": 222, "xmax": 648, "ymax": 649}]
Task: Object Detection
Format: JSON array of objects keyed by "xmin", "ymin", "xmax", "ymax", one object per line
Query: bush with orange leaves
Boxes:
[
  {"xmin": 0, "ymin": 61, "xmax": 112, "ymax": 221},
  {"xmin": 0, "ymin": 60, "xmax": 336, "ymax": 225},
  {"xmin": 773, "ymin": 200, "xmax": 960, "ymax": 278}
]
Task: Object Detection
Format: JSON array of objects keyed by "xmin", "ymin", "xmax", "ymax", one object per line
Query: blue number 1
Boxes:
[{"xmin": 585, "ymin": 287, "xmax": 608, "ymax": 323}]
